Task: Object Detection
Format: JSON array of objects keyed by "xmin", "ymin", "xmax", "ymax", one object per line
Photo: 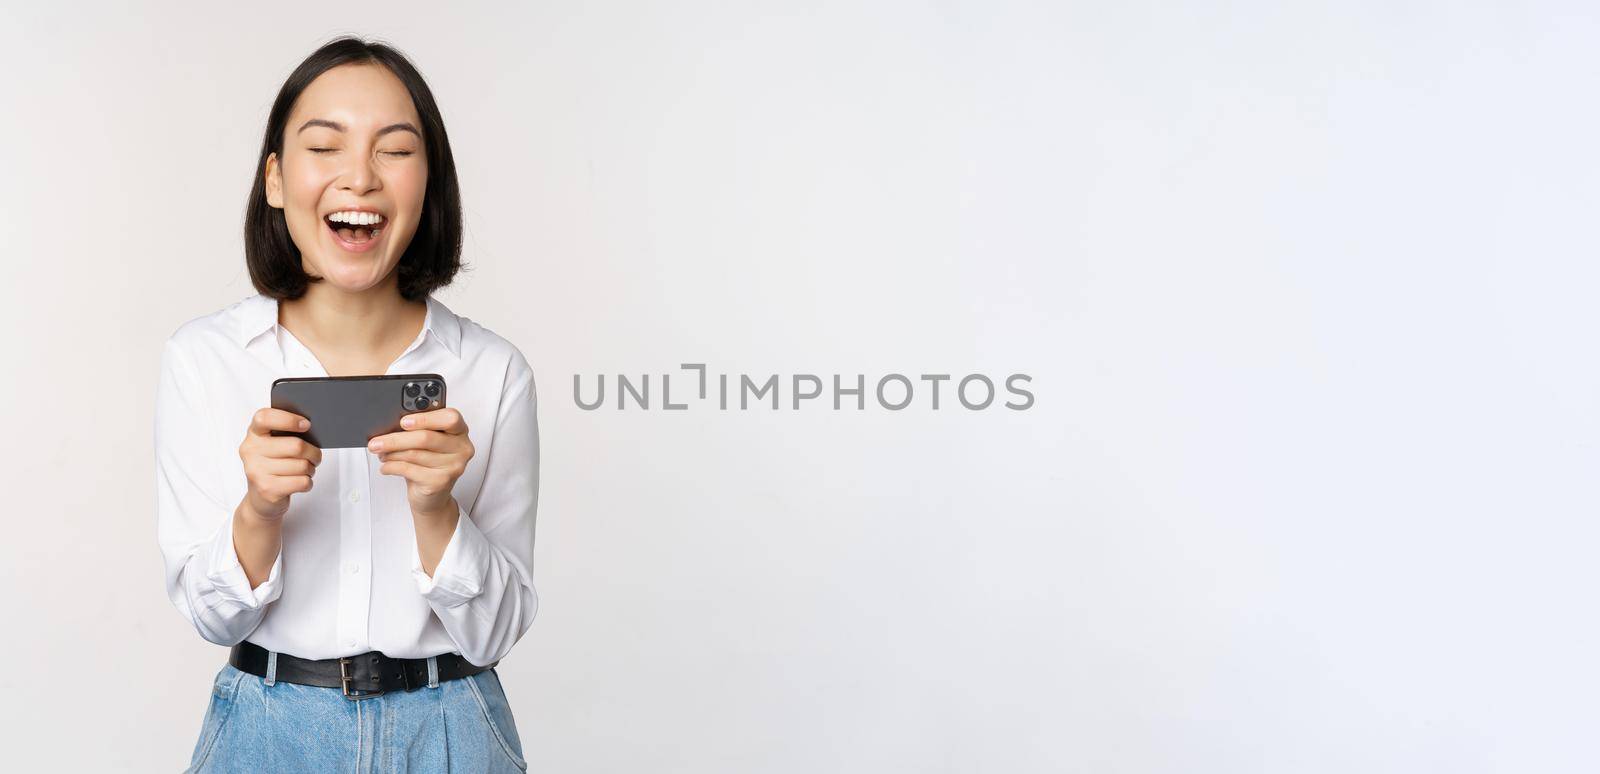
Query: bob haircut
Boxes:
[{"xmin": 244, "ymin": 36, "xmax": 464, "ymax": 302}]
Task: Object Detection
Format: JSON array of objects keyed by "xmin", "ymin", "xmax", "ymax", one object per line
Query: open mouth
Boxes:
[{"xmin": 324, "ymin": 211, "xmax": 387, "ymax": 250}]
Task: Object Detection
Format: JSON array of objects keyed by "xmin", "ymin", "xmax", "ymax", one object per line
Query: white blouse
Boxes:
[{"xmin": 154, "ymin": 292, "xmax": 540, "ymax": 667}]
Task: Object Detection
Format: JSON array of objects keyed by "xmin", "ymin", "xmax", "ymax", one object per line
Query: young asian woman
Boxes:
[{"xmin": 155, "ymin": 36, "xmax": 537, "ymax": 773}]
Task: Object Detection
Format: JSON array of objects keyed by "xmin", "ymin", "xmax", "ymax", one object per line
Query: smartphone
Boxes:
[{"xmin": 270, "ymin": 374, "xmax": 448, "ymax": 449}]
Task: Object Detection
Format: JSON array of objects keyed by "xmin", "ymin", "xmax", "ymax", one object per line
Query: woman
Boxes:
[{"xmin": 155, "ymin": 37, "xmax": 538, "ymax": 773}]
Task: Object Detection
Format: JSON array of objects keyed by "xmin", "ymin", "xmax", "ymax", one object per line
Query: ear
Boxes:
[{"xmin": 264, "ymin": 152, "xmax": 284, "ymax": 209}]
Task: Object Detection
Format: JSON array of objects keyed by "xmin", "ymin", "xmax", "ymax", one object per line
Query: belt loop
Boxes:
[
  {"xmin": 264, "ymin": 650, "xmax": 278, "ymax": 687},
  {"xmin": 427, "ymin": 656, "xmax": 440, "ymax": 689}
]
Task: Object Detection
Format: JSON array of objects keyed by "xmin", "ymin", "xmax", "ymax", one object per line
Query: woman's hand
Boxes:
[
  {"xmin": 238, "ymin": 407, "xmax": 324, "ymax": 521},
  {"xmin": 233, "ymin": 407, "xmax": 319, "ymax": 588},
  {"xmin": 369, "ymin": 407, "xmax": 475, "ymax": 520}
]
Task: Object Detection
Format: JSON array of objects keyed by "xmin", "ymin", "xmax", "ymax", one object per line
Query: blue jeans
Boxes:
[{"xmin": 185, "ymin": 659, "xmax": 528, "ymax": 773}]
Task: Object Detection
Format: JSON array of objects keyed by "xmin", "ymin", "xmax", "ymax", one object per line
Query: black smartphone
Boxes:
[{"xmin": 270, "ymin": 374, "xmax": 448, "ymax": 449}]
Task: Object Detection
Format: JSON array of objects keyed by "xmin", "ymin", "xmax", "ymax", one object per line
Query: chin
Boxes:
[{"xmin": 311, "ymin": 263, "xmax": 394, "ymax": 291}]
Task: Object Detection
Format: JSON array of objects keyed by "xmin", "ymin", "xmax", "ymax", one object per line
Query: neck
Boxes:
[{"xmin": 279, "ymin": 276, "xmax": 426, "ymax": 357}]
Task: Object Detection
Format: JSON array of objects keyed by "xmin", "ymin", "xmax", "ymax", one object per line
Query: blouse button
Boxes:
[
  {"xmin": 348, "ymin": 489, "xmax": 361, "ymax": 504},
  {"xmin": 347, "ymin": 562, "xmax": 361, "ymax": 575}
]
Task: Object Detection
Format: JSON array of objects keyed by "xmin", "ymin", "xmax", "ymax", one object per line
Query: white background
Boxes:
[{"xmin": 2, "ymin": 1, "xmax": 1597, "ymax": 771}]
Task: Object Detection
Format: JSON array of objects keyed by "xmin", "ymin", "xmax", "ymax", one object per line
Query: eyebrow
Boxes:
[{"xmin": 296, "ymin": 118, "xmax": 422, "ymax": 140}]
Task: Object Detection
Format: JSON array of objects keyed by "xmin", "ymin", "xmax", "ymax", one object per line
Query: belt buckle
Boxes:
[{"xmin": 339, "ymin": 656, "xmax": 384, "ymax": 700}]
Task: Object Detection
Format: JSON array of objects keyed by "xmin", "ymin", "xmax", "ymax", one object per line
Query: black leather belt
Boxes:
[{"xmin": 229, "ymin": 640, "xmax": 497, "ymax": 700}]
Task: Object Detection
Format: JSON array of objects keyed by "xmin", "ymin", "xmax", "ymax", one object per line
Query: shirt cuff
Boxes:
[
  {"xmin": 204, "ymin": 511, "xmax": 283, "ymax": 610},
  {"xmin": 411, "ymin": 502, "xmax": 488, "ymax": 608}
]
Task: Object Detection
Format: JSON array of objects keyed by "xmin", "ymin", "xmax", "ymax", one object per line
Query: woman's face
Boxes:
[{"xmin": 265, "ymin": 63, "xmax": 427, "ymax": 294}]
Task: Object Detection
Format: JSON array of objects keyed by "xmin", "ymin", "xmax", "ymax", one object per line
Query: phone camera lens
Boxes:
[
  {"xmin": 405, "ymin": 383, "xmax": 421, "ymax": 397},
  {"xmin": 424, "ymin": 383, "xmax": 440, "ymax": 398},
  {"xmin": 416, "ymin": 398, "xmax": 431, "ymax": 409}
]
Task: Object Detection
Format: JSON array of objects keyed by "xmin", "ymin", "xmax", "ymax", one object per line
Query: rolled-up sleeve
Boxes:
[
  {"xmin": 155, "ymin": 335, "xmax": 283, "ymax": 646},
  {"xmin": 410, "ymin": 352, "xmax": 540, "ymax": 666}
]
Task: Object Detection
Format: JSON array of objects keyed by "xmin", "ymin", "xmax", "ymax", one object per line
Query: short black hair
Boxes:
[{"xmin": 244, "ymin": 36, "xmax": 464, "ymax": 302}]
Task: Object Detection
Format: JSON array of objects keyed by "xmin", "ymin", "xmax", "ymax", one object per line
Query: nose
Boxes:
[{"xmin": 337, "ymin": 150, "xmax": 380, "ymax": 195}]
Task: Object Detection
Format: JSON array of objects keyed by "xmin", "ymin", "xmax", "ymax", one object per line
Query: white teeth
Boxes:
[{"xmin": 326, "ymin": 211, "xmax": 383, "ymax": 226}]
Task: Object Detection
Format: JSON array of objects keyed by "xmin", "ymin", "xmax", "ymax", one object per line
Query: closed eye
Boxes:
[{"xmin": 307, "ymin": 148, "xmax": 411, "ymax": 156}]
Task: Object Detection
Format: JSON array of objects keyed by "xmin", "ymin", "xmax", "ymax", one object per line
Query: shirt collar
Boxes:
[{"xmin": 232, "ymin": 292, "xmax": 463, "ymax": 359}]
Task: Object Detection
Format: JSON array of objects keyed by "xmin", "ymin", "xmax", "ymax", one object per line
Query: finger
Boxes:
[
  {"xmin": 256, "ymin": 435, "xmax": 324, "ymax": 465},
  {"xmin": 253, "ymin": 474, "xmax": 313, "ymax": 500},
  {"xmin": 369, "ymin": 429, "xmax": 454, "ymax": 453},
  {"xmin": 258, "ymin": 457, "xmax": 317, "ymax": 478},
  {"xmin": 378, "ymin": 459, "xmax": 453, "ymax": 492},
  {"xmin": 401, "ymin": 407, "xmax": 467, "ymax": 435},
  {"xmin": 250, "ymin": 407, "xmax": 311, "ymax": 436},
  {"xmin": 272, "ymin": 475, "xmax": 314, "ymax": 496},
  {"xmin": 379, "ymin": 448, "xmax": 454, "ymax": 468}
]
